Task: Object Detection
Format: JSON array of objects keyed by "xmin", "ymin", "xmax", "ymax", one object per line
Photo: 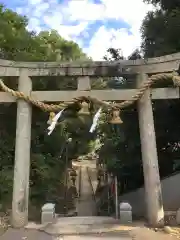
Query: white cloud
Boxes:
[
  {"xmin": 16, "ymin": 0, "xmax": 155, "ymax": 60},
  {"xmin": 33, "ymin": 2, "xmax": 50, "ymax": 17},
  {"xmin": 28, "ymin": 0, "xmax": 42, "ymax": 5},
  {"xmin": 43, "ymin": 14, "xmax": 89, "ymax": 40},
  {"xmin": 101, "ymin": 0, "xmax": 152, "ymax": 25},
  {"xmin": 65, "ymin": 0, "xmax": 154, "ymax": 60},
  {"xmin": 54, "ymin": 22, "xmax": 90, "ymax": 40},
  {"xmin": 27, "ymin": 17, "xmax": 42, "ymax": 33},
  {"xmin": 65, "ymin": 0, "xmax": 105, "ymax": 22},
  {"xmin": 84, "ymin": 26, "xmax": 142, "ymax": 60}
]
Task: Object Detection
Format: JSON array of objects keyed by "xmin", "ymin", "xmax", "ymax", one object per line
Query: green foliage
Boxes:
[
  {"xmin": 104, "ymin": 48, "xmax": 124, "ymax": 61},
  {"xmin": 128, "ymin": 49, "xmax": 142, "ymax": 60},
  {"xmin": 0, "ymin": 4, "xmax": 87, "ymax": 62},
  {"xmin": 141, "ymin": 1, "xmax": 180, "ymax": 57},
  {"xmin": 97, "ymin": 107, "xmax": 143, "ymax": 193},
  {"xmin": 143, "ymin": 0, "xmax": 180, "ymax": 11}
]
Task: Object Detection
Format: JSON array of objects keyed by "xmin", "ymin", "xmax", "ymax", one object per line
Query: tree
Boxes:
[
  {"xmin": 144, "ymin": 0, "xmax": 180, "ymax": 11},
  {"xmin": 141, "ymin": 1, "xmax": 180, "ymax": 57},
  {"xmin": 104, "ymin": 48, "xmax": 124, "ymax": 61},
  {"xmin": 128, "ymin": 49, "xmax": 142, "ymax": 60}
]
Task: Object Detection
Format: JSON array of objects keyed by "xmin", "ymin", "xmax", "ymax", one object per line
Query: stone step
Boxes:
[
  {"xmin": 52, "ymin": 216, "xmax": 121, "ymax": 225},
  {"xmin": 25, "ymin": 216, "xmax": 125, "ymax": 236},
  {"xmin": 40, "ymin": 221, "xmax": 128, "ymax": 236},
  {"xmin": 60, "ymin": 233, "xmax": 132, "ymax": 240}
]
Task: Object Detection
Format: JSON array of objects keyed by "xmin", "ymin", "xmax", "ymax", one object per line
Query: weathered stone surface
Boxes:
[
  {"xmin": 39, "ymin": 216, "xmax": 122, "ymax": 235},
  {"xmin": 119, "ymin": 202, "xmax": 132, "ymax": 224},
  {"xmin": 41, "ymin": 203, "xmax": 55, "ymax": 224},
  {"xmin": 11, "ymin": 70, "xmax": 32, "ymax": 228},
  {"xmin": 137, "ymin": 73, "xmax": 164, "ymax": 227},
  {"xmin": 0, "ymin": 52, "xmax": 180, "ymax": 76},
  {"xmin": 176, "ymin": 208, "xmax": 180, "ymax": 224}
]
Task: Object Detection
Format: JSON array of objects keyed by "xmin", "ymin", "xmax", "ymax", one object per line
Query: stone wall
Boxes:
[{"xmin": 119, "ymin": 172, "xmax": 180, "ymax": 218}]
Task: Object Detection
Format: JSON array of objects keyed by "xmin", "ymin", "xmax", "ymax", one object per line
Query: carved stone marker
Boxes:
[
  {"xmin": 176, "ymin": 208, "xmax": 180, "ymax": 224},
  {"xmin": 119, "ymin": 202, "xmax": 132, "ymax": 224},
  {"xmin": 41, "ymin": 203, "xmax": 55, "ymax": 224}
]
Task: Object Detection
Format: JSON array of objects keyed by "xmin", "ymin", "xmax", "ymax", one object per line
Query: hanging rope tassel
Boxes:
[
  {"xmin": 89, "ymin": 107, "xmax": 102, "ymax": 133},
  {"xmin": 47, "ymin": 112, "xmax": 56, "ymax": 125},
  {"xmin": 47, "ymin": 109, "xmax": 64, "ymax": 135}
]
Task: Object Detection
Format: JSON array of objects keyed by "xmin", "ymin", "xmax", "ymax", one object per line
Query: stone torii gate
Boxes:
[{"xmin": 0, "ymin": 53, "xmax": 180, "ymax": 228}]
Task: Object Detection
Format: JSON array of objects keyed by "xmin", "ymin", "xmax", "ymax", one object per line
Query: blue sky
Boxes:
[{"xmin": 0, "ymin": 0, "xmax": 154, "ymax": 60}]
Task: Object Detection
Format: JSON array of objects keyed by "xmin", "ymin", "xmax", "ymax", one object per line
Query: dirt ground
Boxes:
[
  {"xmin": 130, "ymin": 226, "xmax": 180, "ymax": 239},
  {"xmin": 1, "ymin": 224, "xmax": 180, "ymax": 240}
]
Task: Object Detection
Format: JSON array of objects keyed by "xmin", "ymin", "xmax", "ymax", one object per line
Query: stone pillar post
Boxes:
[
  {"xmin": 137, "ymin": 73, "xmax": 164, "ymax": 227},
  {"xmin": 77, "ymin": 76, "xmax": 91, "ymax": 114},
  {"xmin": 77, "ymin": 76, "xmax": 91, "ymax": 91},
  {"xmin": 11, "ymin": 70, "xmax": 32, "ymax": 228}
]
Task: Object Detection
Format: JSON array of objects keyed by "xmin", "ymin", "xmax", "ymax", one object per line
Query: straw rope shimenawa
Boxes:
[{"xmin": 0, "ymin": 72, "xmax": 180, "ymax": 118}]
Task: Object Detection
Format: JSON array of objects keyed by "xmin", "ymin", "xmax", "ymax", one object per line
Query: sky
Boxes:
[{"xmin": 1, "ymin": 0, "xmax": 154, "ymax": 60}]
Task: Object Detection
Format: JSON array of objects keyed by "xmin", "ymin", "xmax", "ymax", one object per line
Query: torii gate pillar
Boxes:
[
  {"xmin": 137, "ymin": 73, "xmax": 164, "ymax": 227},
  {"xmin": 11, "ymin": 70, "xmax": 32, "ymax": 228}
]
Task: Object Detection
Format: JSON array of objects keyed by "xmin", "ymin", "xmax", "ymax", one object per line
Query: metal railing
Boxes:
[
  {"xmin": 78, "ymin": 166, "xmax": 82, "ymax": 199},
  {"xmin": 86, "ymin": 167, "xmax": 97, "ymax": 204},
  {"xmin": 95, "ymin": 180, "xmax": 116, "ymax": 216},
  {"xmin": 86, "ymin": 167, "xmax": 117, "ymax": 216}
]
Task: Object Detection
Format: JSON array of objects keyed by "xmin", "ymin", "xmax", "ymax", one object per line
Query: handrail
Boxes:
[
  {"xmin": 97, "ymin": 188, "xmax": 114, "ymax": 206},
  {"xmin": 96, "ymin": 191, "xmax": 115, "ymax": 216},
  {"xmin": 96, "ymin": 180, "xmax": 116, "ymax": 215},
  {"xmin": 97, "ymin": 192, "xmax": 115, "ymax": 205},
  {"xmin": 78, "ymin": 166, "xmax": 82, "ymax": 199},
  {"xmin": 86, "ymin": 167, "xmax": 97, "ymax": 203}
]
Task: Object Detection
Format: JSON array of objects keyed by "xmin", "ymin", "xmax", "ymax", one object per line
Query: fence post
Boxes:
[{"xmin": 115, "ymin": 176, "xmax": 119, "ymax": 219}]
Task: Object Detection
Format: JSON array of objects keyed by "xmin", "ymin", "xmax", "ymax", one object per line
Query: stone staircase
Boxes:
[{"xmin": 26, "ymin": 159, "xmax": 128, "ymax": 236}]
